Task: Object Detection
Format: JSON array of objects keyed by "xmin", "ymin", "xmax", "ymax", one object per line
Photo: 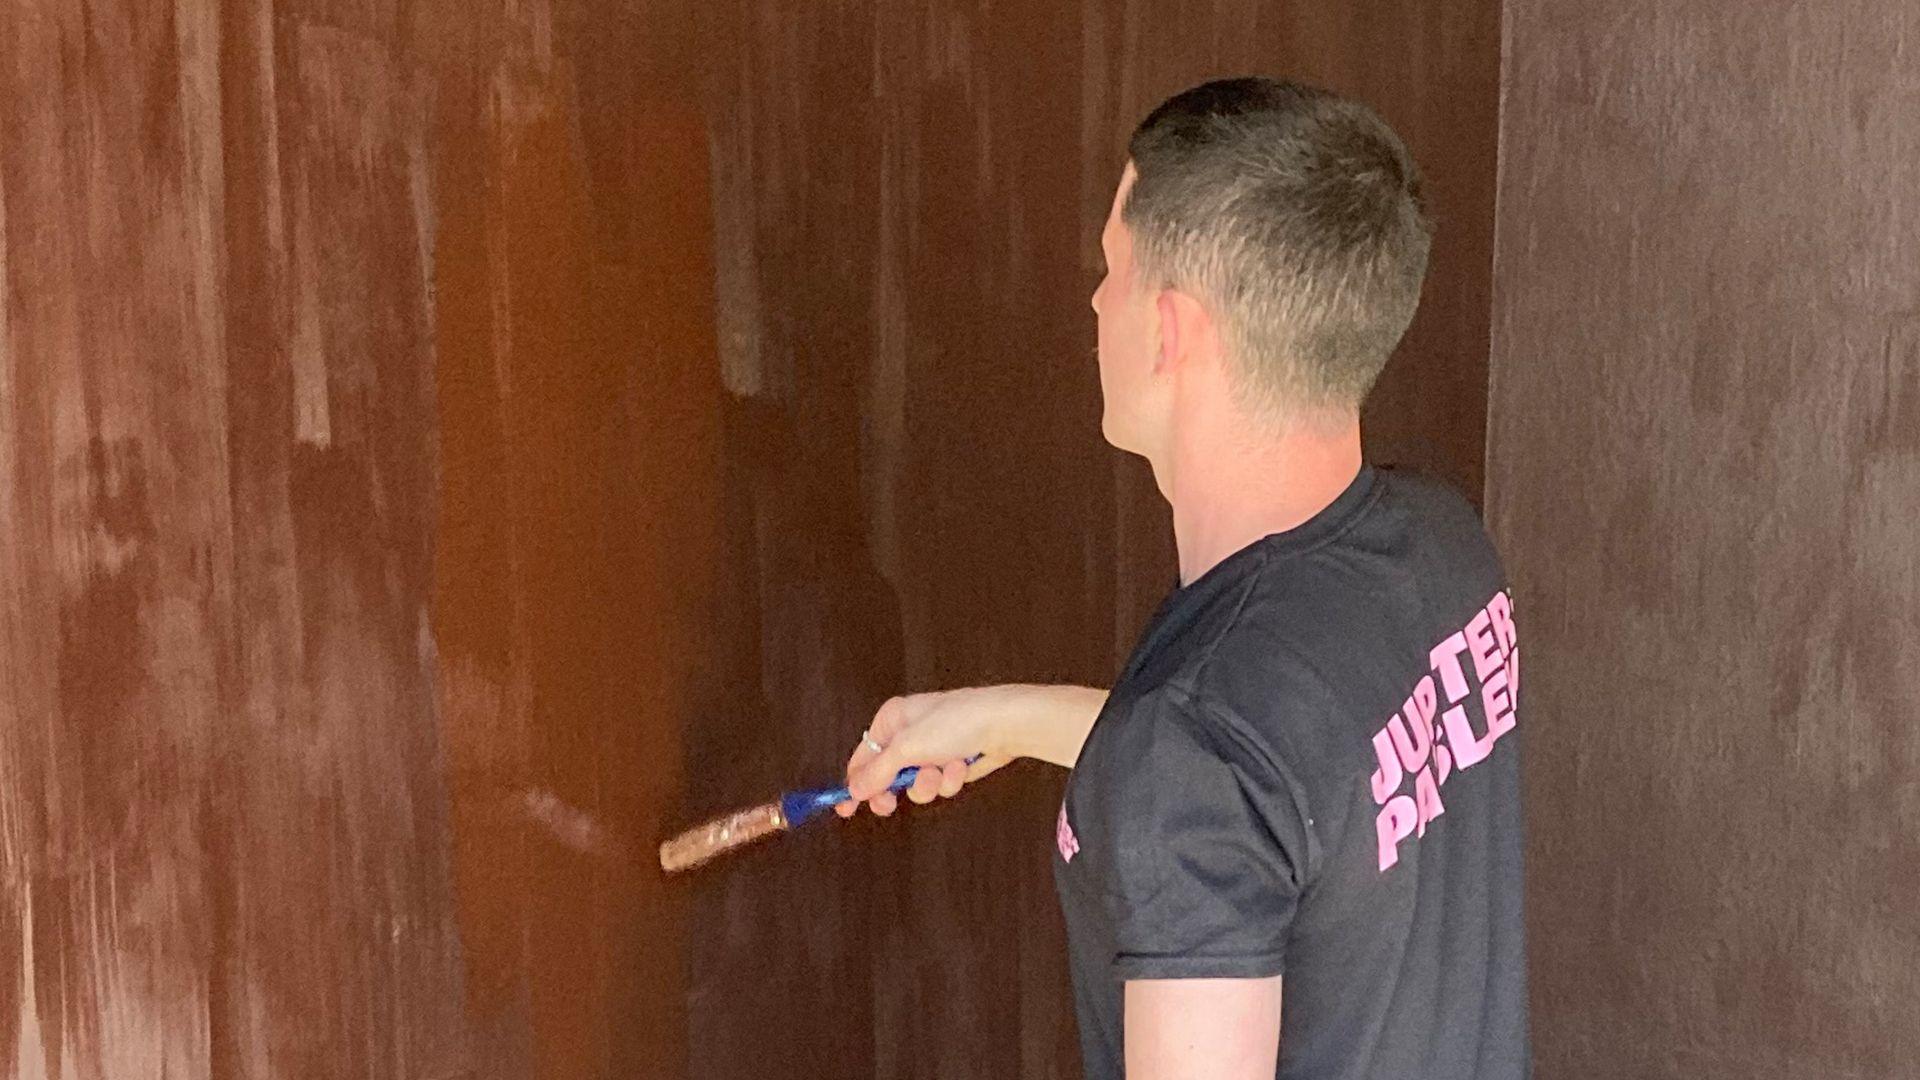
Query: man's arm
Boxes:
[
  {"xmin": 999, "ymin": 683, "xmax": 1108, "ymax": 767},
  {"xmin": 841, "ymin": 684, "xmax": 1107, "ymax": 815},
  {"xmin": 1126, "ymin": 977, "xmax": 1284, "ymax": 1080}
]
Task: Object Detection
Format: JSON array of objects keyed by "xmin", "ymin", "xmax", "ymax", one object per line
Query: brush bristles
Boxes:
[{"xmin": 658, "ymin": 802, "xmax": 788, "ymax": 873}]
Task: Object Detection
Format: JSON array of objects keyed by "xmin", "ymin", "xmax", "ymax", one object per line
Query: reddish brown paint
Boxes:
[
  {"xmin": 688, "ymin": 2, "xmax": 1499, "ymax": 1077},
  {"xmin": 3, "ymin": 0, "xmax": 468, "ymax": 1075},
  {"xmin": 2, "ymin": 0, "xmax": 1495, "ymax": 1077},
  {"xmin": 1490, "ymin": 1, "xmax": 1920, "ymax": 1076},
  {"xmin": 428, "ymin": 1, "xmax": 717, "ymax": 1076},
  {"xmin": 0, "ymin": 0, "xmax": 719, "ymax": 1074}
]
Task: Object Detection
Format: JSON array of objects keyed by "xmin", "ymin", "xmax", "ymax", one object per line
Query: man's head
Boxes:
[{"xmin": 1091, "ymin": 77, "xmax": 1431, "ymax": 457}]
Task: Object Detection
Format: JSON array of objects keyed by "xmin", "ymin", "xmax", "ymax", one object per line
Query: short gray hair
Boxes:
[{"xmin": 1124, "ymin": 77, "xmax": 1432, "ymax": 416}]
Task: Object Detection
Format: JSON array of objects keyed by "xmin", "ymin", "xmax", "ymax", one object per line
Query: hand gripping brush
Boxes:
[{"xmin": 658, "ymin": 755, "xmax": 982, "ymax": 873}]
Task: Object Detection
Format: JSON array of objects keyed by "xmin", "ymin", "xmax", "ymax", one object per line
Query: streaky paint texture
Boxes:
[
  {"xmin": 1, "ymin": 0, "xmax": 1497, "ymax": 1077},
  {"xmin": 689, "ymin": 1, "xmax": 1499, "ymax": 1077},
  {"xmin": 1489, "ymin": 1, "xmax": 1920, "ymax": 1076},
  {"xmin": 425, "ymin": 0, "xmax": 718, "ymax": 1074},
  {"xmin": 1, "ymin": 0, "xmax": 467, "ymax": 1075},
  {"xmin": 1, "ymin": 0, "xmax": 721, "ymax": 1075}
]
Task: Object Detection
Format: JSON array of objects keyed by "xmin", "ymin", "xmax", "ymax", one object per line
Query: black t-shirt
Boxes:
[{"xmin": 1053, "ymin": 466, "xmax": 1529, "ymax": 1079}]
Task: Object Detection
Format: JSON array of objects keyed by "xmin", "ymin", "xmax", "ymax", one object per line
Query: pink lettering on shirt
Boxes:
[
  {"xmin": 1376, "ymin": 795, "xmax": 1417, "ymax": 871},
  {"xmin": 1430, "ymin": 631, "xmax": 1471, "ymax": 704},
  {"xmin": 1055, "ymin": 803, "xmax": 1080, "ymax": 863},
  {"xmin": 1388, "ymin": 711, "xmax": 1430, "ymax": 774},
  {"xmin": 1370, "ymin": 727, "xmax": 1403, "ymax": 804},
  {"xmin": 1487, "ymin": 591, "xmax": 1517, "ymax": 655},
  {"xmin": 1414, "ymin": 764, "xmax": 1445, "ymax": 835},
  {"xmin": 1481, "ymin": 664, "xmax": 1515, "ymax": 738},
  {"xmin": 1410, "ymin": 675, "xmax": 1437, "ymax": 731},
  {"xmin": 1367, "ymin": 590, "xmax": 1518, "ymax": 873},
  {"xmin": 1467, "ymin": 608, "xmax": 1503, "ymax": 682}
]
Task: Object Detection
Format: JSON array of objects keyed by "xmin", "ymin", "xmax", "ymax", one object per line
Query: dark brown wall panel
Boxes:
[{"xmin": 1489, "ymin": 2, "xmax": 1920, "ymax": 1076}]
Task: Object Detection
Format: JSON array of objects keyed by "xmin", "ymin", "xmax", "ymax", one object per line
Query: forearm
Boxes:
[{"xmin": 991, "ymin": 684, "xmax": 1108, "ymax": 768}]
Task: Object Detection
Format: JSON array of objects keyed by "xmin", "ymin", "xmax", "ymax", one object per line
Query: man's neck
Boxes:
[{"xmin": 1161, "ymin": 418, "xmax": 1365, "ymax": 587}]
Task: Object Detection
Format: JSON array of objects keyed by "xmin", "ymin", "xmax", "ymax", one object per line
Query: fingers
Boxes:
[
  {"xmin": 845, "ymin": 745, "xmax": 897, "ymax": 803},
  {"xmin": 876, "ymin": 759, "xmax": 982, "ymax": 815},
  {"xmin": 845, "ymin": 764, "xmax": 974, "ymax": 818},
  {"xmin": 906, "ymin": 764, "xmax": 941, "ymax": 805},
  {"xmin": 848, "ymin": 745, "xmax": 907, "ymax": 803},
  {"xmin": 965, "ymin": 754, "xmax": 1011, "ymax": 783},
  {"xmin": 845, "ymin": 696, "xmax": 914, "ymax": 802},
  {"xmin": 937, "ymin": 760, "xmax": 967, "ymax": 799},
  {"xmin": 841, "ymin": 691, "xmax": 996, "ymax": 817}
]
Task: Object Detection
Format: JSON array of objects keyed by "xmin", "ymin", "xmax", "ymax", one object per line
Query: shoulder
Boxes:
[
  {"xmin": 1080, "ymin": 679, "xmax": 1314, "ymax": 830},
  {"xmin": 1165, "ymin": 567, "xmax": 1344, "ymax": 744},
  {"xmin": 1206, "ymin": 469, "xmax": 1506, "ymax": 663},
  {"xmin": 1083, "ymin": 681, "xmax": 1233, "ymax": 772},
  {"xmin": 1364, "ymin": 469, "xmax": 1505, "ymax": 572},
  {"xmin": 1076, "ymin": 681, "xmax": 1294, "ymax": 806},
  {"xmin": 1069, "ymin": 681, "xmax": 1321, "ymax": 902},
  {"xmin": 1375, "ymin": 467, "xmax": 1480, "ymax": 519}
]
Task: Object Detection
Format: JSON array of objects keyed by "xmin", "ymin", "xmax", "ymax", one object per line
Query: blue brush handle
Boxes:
[{"xmin": 781, "ymin": 754, "xmax": 986, "ymax": 828}]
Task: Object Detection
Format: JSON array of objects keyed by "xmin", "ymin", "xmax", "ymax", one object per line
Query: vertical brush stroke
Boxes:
[{"xmin": 2, "ymin": 1, "xmax": 469, "ymax": 1076}]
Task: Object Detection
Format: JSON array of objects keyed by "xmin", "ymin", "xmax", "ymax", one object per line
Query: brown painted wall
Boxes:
[
  {"xmin": 0, "ymin": 1, "xmax": 716, "ymax": 1075},
  {"xmin": 0, "ymin": 1, "xmax": 467, "ymax": 1075},
  {"xmin": 1, "ymin": 1, "xmax": 1496, "ymax": 1077},
  {"xmin": 427, "ymin": 1, "xmax": 717, "ymax": 1076},
  {"xmin": 688, "ymin": 2, "xmax": 1500, "ymax": 1078},
  {"xmin": 1489, "ymin": 2, "xmax": 1920, "ymax": 1077}
]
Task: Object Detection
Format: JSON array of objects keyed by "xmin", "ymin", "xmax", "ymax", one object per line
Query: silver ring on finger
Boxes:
[{"xmin": 861, "ymin": 728, "xmax": 885, "ymax": 755}]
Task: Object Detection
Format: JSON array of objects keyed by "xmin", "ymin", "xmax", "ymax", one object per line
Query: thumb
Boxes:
[{"xmin": 846, "ymin": 740, "xmax": 915, "ymax": 802}]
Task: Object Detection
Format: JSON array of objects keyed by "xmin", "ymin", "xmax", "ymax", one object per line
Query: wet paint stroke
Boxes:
[{"xmin": 426, "ymin": 0, "xmax": 716, "ymax": 1075}]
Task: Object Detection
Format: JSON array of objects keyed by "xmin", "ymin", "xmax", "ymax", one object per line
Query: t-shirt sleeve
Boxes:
[{"xmin": 1086, "ymin": 686, "xmax": 1313, "ymax": 981}]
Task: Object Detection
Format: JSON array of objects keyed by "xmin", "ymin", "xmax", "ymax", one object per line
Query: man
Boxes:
[{"xmin": 838, "ymin": 77, "xmax": 1528, "ymax": 1080}]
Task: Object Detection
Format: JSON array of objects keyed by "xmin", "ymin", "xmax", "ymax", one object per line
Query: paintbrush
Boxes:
[{"xmin": 659, "ymin": 755, "xmax": 982, "ymax": 873}]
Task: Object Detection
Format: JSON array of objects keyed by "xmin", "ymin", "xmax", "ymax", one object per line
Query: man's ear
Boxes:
[
  {"xmin": 1154, "ymin": 290, "xmax": 1183, "ymax": 374},
  {"xmin": 1154, "ymin": 288, "xmax": 1214, "ymax": 375}
]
